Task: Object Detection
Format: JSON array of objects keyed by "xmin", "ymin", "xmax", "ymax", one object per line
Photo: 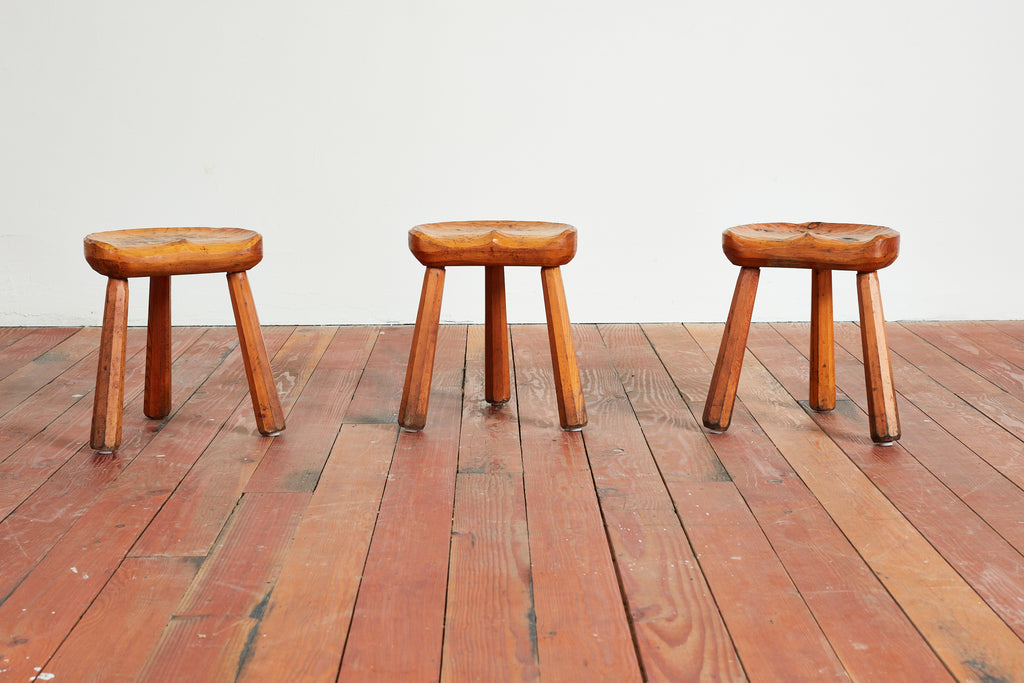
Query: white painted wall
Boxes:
[{"xmin": 2, "ymin": 0, "xmax": 1021, "ymax": 326}]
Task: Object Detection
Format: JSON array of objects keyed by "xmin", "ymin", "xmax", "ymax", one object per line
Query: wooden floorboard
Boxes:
[
  {"xmin": 2, "ymin": 322, "xmax": 1024, "ymax": 682},
  {"xmin": 441, "ymin": 326, "xmax": 536, "ymax": 682}
]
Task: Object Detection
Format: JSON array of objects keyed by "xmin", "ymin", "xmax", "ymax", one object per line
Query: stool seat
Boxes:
[
  {"xmin": 723, "ymin": 222, "xmax": 900, "ymax": 271},
  {"xmin": 84, "ymin": 227, "xmax": 263, "ymax": 279},
  {"xmin": 409, "ymin": 221, "xmax": 577, "ymax": 267}
]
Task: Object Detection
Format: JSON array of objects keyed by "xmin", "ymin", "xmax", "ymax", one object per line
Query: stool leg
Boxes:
[
  {"xmin": 540, "ymin": 266, "xmax": 586, "ymax": 430},
  {"xmin": 227, "ymin": 271, "xmax": 286, "ymax": 436},
  {"xmin": 145, "ymin": 275, "xmax": 172, "ymax": 419},
  {"xmin": 809, "ymin": 268, "xmax": 836, "ymax": 411},
  {"xmin": 703, "ymin": 267, "xmax": 759, "ymax": 432},
  {"xmin": 485, "ymin": 265, "xmax": 511, "ymax": 404},
  {"xmin": 399, "ymin": 267, "xmax": 446, "ymax": 430},
  {"xmin": 856, "ymin": 271, "xmax": 900, "ymax": 444},
  {"xmin": 91, "ymin": 278, "xmax": 129, "ymax": 453}
]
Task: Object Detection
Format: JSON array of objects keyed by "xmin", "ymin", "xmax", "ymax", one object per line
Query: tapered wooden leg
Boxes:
[
  {"xmin": 540, "ymin": 266, "xmax": 586, "ymax": 430},
  {"xmin": 399, "ymin": 267, "xmax": 446, "ymax": 430},
  {"xmin": 703, "ymin": 267, "xmax": 760, "ymax": 432},
  {"xmin": 227, "ymin": 271, "xmax": 286, "ymax": 436},
  {"xmin": 145, "ymin": 275, "xmax": 172, "ymax": 419},
  {"xmin": 857, "ymin": 271, "xmax": 900, "ymax": 444},
  {"xmin": 485, "ymin": 266, "xmax": 511, "ymax": 404},
  {"xmin": 91, "ymin": 278, "xmax": 129, "ymax": 453},
  {"xmin": 809, "ymin": 268, "xmax": 836, "ymax": 411}
]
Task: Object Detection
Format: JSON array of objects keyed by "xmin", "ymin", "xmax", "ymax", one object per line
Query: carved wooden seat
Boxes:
[
  {"xmin": 704, "ymin": 222, "xmax": 901, "ymax": 444},
  {"xmin": 400, "ymin": 221, "xmax": 586, "ymax": 431},
  {"xmin": 83, "ymin": 227, "xmax": 285, "ymax": 453}
]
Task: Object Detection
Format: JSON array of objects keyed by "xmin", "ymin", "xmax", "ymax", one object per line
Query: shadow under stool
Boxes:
[
  {"xmin": 83, "ymin": 227, "xmax": 286, "ymax": 453},
  {"xmin": 702, "ymin": 222, "xmax": 901, "ymax": 445},
  {"xmin": 399, "ymin": 221, "xmax": 587, "ymax": 431}
]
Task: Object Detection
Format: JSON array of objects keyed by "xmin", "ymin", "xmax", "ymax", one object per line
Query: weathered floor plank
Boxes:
[
  {"xmin": 751, "ymin": 323, "xmax": 1024, "ymax": 641},
  {"xmin": 0, "ymin": 322, "xmax": 1022, "ymax": 682},
  {"xmin": 337, "ymin": 325, "xmax": 467, "ymax": 681},
  {"xmin": 441, "ymin": 325, "xmax": 538, "ymax": 682},
  {"xmin": 904, "ymin": 320, "xmax": 1024, "ymax": 401},
  {"xmin": 136, "ymin": 492, "xmax": 310, "ymax": 682},
  {"xmin": 513, "ymin": 324, "xmax": 643, "ymax": 681},
  {"xmin": 688, "ymin": 322, "xmax": 1024, "ymax": 681},
  {"xmin": 128, "ymin": 326, "xmax": 335, "ymax": 558},
  {"xmin": 590, "ymin": 324, "xmax": 745, "ymax": 682},
  {"xmin": 0, "ymin": 327, "xmax": 78, "ymax": 383},
  {"xmin": 43, "ymin": 556, "xmax": 201, "ymax": 682},
  {"xmin": 652, "ymin": 323, "xmax": 951, "ymax": 681},
  {"xmin": 237, "ymin": 423, "xmax": 398, "ymax": 682}
]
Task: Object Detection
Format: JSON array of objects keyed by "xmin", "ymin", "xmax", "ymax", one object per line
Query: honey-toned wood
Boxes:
[
  {"xmin": 707, "ymin": 222, "xmax": 899, "ymax": 443},
  {"xmin": 723, "ymin": 222, "xmax": 899, "ymax": 271},
  {"xmin": 485, "ymin": 265, "xmax": 511, "ymax": 404},
  {"xmin": 85, "ymin": 227, "xmax": 282, "ymax": 451},
  {"xmin": 145, "ymin": 275, "xmax": 172, "ymax": 419},
  {"xmin": 91, "ymin": 278, "xmax": 129, "ymax": 452},
  {"xmin": 409, "ymin": 221, "xmax": 576, "ymax": 267},
  {"xmin": 399, "ymin": 266, "xmax": 446, "ymax": 430},
  {"xmin": 809, "ymin": 268, "xmax": 835, "ymax": 411},
  {"xmin": 703, "ymin": 266, "xmax": 759, "ymax": 432},
  {"xmin": 401, "ymin": 221, "xmax": 585, "ymax": 431},
  {"xmin": 84, "ymin": 227, "xmax": 263, "ymax": 278},
  {"xmin": 227, "ymin": 270, "xmax": 285, "ymax": 435},
  {"xmin": 541, "ymin": 266, "xmax": 587, "ymax": 429},
  {"xmin": 856, "ymin": 271, "xmax": 900, "ymax": 443}
]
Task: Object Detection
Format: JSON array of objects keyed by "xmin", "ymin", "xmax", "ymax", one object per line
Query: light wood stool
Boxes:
[
  {"xmin": 399, "ymin": 221, "xmax": 587, "ymax": 431},
  {"xmin": 703, "ymin": 222, "xmax": 901, "ymax": 444},
  {"xmin": 84, "ymin": 227, "xmax": 285, "ymax": 453}
]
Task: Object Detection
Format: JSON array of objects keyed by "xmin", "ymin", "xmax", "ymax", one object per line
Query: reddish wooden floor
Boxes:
[{"xmin": 2, "ymin": 321, "xmax": 1024, "ymax": 681}]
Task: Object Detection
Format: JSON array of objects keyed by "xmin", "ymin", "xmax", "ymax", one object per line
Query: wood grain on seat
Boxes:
[
  {"xmin": 723, "ymin": 222, "xmax": 899, "ymax": 271},
  {"xmin": 409, "ymin": 221, "xmax": 577, "ymax": 267},
  {"xmin": 84, "ymin": 227, "xmax": 263, "ymax": 278}
]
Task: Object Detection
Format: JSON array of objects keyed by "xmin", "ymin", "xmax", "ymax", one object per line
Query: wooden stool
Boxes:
[
  {"xmin": 84, "ymin": 227, "xmax": 285, "ymax": 453},
  {"xmin": 399, "ymin": 221, "xmax": 587, "ymax": 431},
  {"xmin": 703, "ymin": 222, "xmax": 901, "ymax": 444}
]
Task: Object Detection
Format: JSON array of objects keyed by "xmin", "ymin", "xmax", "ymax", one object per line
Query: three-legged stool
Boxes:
[
  {"xmin": 703, "ymin": 222, "xmax": 901, "ymax": 444},
  {"xmin": 84, "ymin": 227, "xmax": 286, "ymax": 453},
  {"xmin": 399, "ymin": 221, "xmax": 587, "ymax": 431}
]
